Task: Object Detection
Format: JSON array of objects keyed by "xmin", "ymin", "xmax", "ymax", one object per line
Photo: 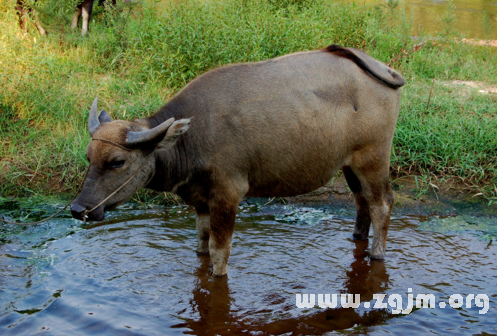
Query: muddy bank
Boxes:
[
  {"xmin": 251, "ymin": 176, "xmax": 497, "ymax": 218},
  {"xmin": 461, "ymin": 38, "xmax": 497, "ymax": 48}
]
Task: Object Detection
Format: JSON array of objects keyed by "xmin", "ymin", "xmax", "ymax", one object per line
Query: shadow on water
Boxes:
[{"xmin": 0, "ymin": 200, "xmax": 496, "ymax": 335}]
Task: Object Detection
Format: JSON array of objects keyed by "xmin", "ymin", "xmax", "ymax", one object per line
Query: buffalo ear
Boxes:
[
  {"xmin": 88, "ymin": 97, "xmax": 100, "ymax": 135},
  {"xmin": 98, "ymin": 110, "xmax": 112, "ymax": 124},
  {"xmin": 156, "ymin": 118, "xmax": 192, "ymax": 150}
]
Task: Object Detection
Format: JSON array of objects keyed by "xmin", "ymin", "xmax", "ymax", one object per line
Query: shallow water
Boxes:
[{"xmin": 1, "ymin": 201, "xmax": 496, "ymax": 335}]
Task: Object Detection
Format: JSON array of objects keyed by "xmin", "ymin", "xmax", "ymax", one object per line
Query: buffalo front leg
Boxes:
[
  {"xmin": 195, "ymin": 204, "xmax": 210, "ymax": 255},
  {"xmin": 208, "ymin": 198, "xmax": 238, "ymax": 276},
  {"xmin": 15, "ymin": 1, "xmax": 29, "ymax": 33}
]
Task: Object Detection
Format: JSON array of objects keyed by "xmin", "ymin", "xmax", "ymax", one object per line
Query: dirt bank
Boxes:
[
  {"xmin": 461, "ymin": 38, "xmax": 497, "ymax": 48},
  {"xmin": 251, "ymin": 176, "xmax": 497, "ymax": 217}
]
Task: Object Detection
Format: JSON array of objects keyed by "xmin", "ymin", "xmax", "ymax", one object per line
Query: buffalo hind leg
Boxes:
[
  {"xmin": 343, "ymin": 166, "xmax": 371, "ymax": 240},
  {"xmin": 195, "ymin": 203, "xmax": 210, "ymax": 255},
  {"xmin": 349, "ymin": 160, "xmax": 394, "ymax": 259},
  {"xmin": 364, "ymin": 177, "xmax": 393, "ymax": 259},
  {"xmin": 368, "ymin": 181, "xmax": 394, "ymax": 259},
  {"xmin": 32, "ymin": 10, "xmax": 46, "ymax": 35},
  {"xmin": 81, "ymin": 1, "xmax": 94, "ymax": 35}
]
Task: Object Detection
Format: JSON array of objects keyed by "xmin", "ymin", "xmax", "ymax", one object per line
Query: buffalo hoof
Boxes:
[
  {"xmin": 352, "ymin": 233, "xmax": 369, "ymax": 240},
  {"xmin": 211, "ymin": 271, "xmax": 228, "ymax": 277},
  {"xmin": 211, "ymin": 264, "xmax": 228, "ymax": 277},
  {"xmin": 369, "ymin": 252, "xmax": 386, "ymax": 260}
]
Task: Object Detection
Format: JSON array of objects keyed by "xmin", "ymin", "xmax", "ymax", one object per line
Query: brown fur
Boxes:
[{"xmin": 72, "ymin": 45, "xmax": 405, "ymax": 275}]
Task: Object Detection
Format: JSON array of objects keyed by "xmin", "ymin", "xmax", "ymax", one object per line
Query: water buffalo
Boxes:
[
  {"xmin": 16, "ymin": 0, "xmax": 117, "ymax": 36},
  {"xmin": 71, "ymin": 0, "xmax": 117, "ymax": 35},
  {"xmin": 71, "ymin": 45, "xmax": 405, "ymax": 276}
]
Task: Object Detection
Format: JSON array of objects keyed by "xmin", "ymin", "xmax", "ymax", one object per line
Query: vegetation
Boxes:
[{"xmin": 0, "ymin": 0, "xmax": 496, "ymax": 206}]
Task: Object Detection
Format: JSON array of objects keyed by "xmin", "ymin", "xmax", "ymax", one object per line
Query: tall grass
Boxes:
[{"xmin": 0, "ymin": 0, "xmax": 496, "ymax": 203}]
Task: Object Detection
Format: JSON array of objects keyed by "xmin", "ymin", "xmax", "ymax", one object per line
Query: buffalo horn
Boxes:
[
  {"xmin": 88, "ymin": 97, "xmax": 100, "ymax": 135},
  {"xmin": 127, "ymin": 117, "xmax": 175, "ymax": 145}
]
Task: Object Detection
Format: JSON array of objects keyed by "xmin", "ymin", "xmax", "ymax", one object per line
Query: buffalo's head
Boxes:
[{"xmin": 71, "ymin": 98, "xmax": 191, "ymax": 221}]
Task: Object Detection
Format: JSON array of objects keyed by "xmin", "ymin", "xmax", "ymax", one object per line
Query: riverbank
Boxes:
[
  {"xmin": 462, "ymin": 38, "xmax": 497, "ymax": 48},
  {"xmin": 1, "ymin": 174, "xmax": 495, "ymax": 228},
  {"xmin": 0, "ymin": 0, "xmax": 496, "ymax": 204},
  {"xmin": 279, "ymin": 175, "xmax": 497, "ymax": 217}
]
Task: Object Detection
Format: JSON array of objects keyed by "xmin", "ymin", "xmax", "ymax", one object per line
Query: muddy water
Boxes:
[{"xmin": 1, "ymin": 201, "xmax": 496, "ymax": 335}]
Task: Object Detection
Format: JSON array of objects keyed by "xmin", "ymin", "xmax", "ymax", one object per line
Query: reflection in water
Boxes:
[
  {"xmin": 257, "ymin": 240, "xmax": 392, "ymax": 335},
  {"xmin": 175, "ymin": 240, "xmax": 392, "ymax": 335},
  {"xmin": 173, "ymin": 256, "xmax": 243, "ymax": 334}
]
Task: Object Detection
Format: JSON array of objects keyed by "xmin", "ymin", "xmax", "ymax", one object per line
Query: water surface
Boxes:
[{"xmin": 1, "ymin": 201, "xmax": 496, "ymax": 335}]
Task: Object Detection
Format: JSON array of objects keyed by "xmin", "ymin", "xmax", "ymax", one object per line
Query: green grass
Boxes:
[{"xmin": 0, "ymin": 0, "xmax": 496, "ymax": 205}]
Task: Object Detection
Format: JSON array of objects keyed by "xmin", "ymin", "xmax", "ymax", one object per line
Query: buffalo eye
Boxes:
[{"xmin": 109, "ymin": 160, "xmax": 125, "ymax": 169}]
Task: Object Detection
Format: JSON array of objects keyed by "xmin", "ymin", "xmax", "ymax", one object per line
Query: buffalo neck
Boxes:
[{"xmin": 144, "ymin": 97, "xmax": 205, "ymax": 194}]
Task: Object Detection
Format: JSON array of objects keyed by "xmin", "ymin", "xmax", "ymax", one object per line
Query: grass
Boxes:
[{"xmin": 0, "ymin": 0, "xmax": 496, "ymax": 206}]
